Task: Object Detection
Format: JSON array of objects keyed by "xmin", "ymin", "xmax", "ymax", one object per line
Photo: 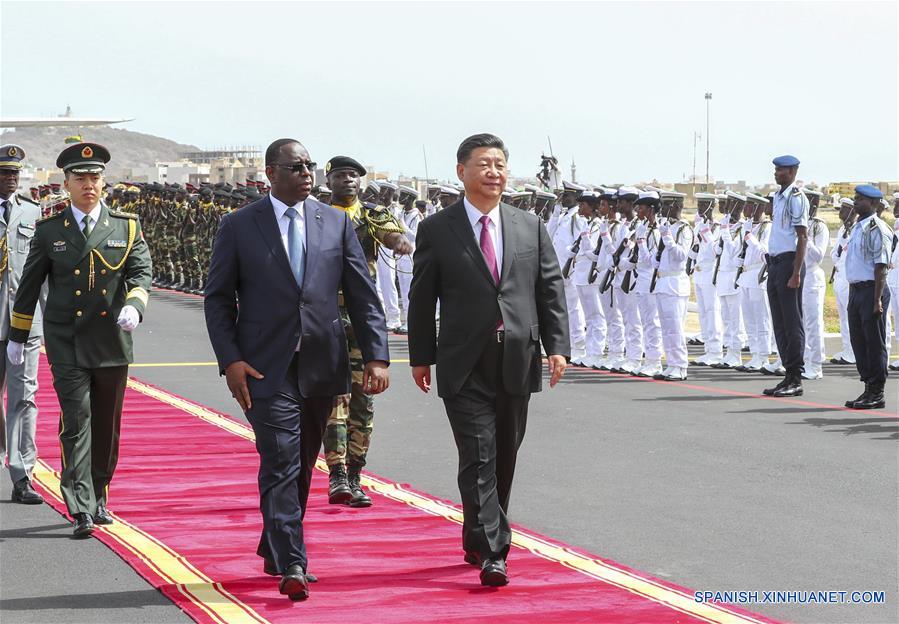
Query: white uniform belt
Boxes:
[{"xmin": 657, "ymin": 270, "xmax": 682, "ymax": 278}]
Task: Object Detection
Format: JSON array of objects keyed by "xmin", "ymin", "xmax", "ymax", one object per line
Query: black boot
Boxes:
[
  {"xmin": 762, "ymin": 377, "xmax": 789, "ymax": 396},
  {"xmin": 772, "ymin": 374, "xmax": 803, "ymax": 397},
  {"xmin": 845, "ymin": 384, "xmax": 870, "ymax": 408},
  {"xmin": 854, "ymin": 384, "xmax": 885, "ymax": 410},
  {"xmin": 347, "ymin": 463, "xmax": 372, "ymax": 508},
  {"xmin": 12, "ymin": 478, "xmax": 44, "ymax": 504},
  {"xmin": 328, "ymin": 464, "xmax": 352, "ymax": 505}
]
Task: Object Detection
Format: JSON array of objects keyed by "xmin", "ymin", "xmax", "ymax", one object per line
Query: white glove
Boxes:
[
  {"xmin": 722, "ymin": 213, "xmax": 731, "ymax": 226},
  {"xmin": 693, "ymin": 212, "xmax": 703, "ymax": 227},
  {"xmin": 580, "ymin": 229, "xmax": 590, "ymax": 239},
  {"xmin": 117, "ymin": 305, "xmax": 140, "ymax": 332},
  {"xmin": 635, "ymin": 223, "xmax": 648, "ymax": 239},
  {"xmin": 659, "ymin": 222, "xmax": 671, "ymax": 238},
  {"xmin": 7, "ymin": 341, "xmax": 25, "ymax": 366},
  {"xmin": 742, "ymin": 220, "xmax": 752, "ymax": 235},
  {"xmin": 599, "ymin": 221, "xmax": 609, "ymax": 236}
]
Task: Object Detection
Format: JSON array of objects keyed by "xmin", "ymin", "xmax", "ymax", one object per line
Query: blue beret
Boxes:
[
  {"xmin": 854, "ymin": 184, "xmax": 883, "ymax": 200},
  {"xmin": 772, "ymin": 155, "xmax": 800, "ymax": 167}
]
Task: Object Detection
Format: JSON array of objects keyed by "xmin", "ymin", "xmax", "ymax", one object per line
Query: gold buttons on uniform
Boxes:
[
  {"xmin": 76, "ymin": 310, "xmax": 83, "ymax": 317},
  {"xmin": 101, "ymin": 269, "xmax": 107, "ymax": 275},
  {"xmin": 74, "ymin": 269, "xmax": 81, "ymax": 276},
  {"xmin": 75, "ymin": 290, "xmax": 81, "ymax": 296},
  {"xmin": 101, "ymin": 289, "xmax": 107, "ymax": 295}
]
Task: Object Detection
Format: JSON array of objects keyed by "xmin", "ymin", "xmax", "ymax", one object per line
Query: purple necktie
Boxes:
[{"xmin": 479, "ymin": 215, "xmax": 500, "ymax": 283}]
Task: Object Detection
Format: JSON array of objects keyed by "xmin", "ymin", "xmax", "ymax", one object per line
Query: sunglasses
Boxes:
[{"xmin": 272, "ymin": 161, "xmax": 317, "ymax": 174}]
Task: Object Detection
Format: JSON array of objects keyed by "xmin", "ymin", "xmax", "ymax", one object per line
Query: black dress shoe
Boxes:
[
  {"xmin": 845, "ymin": 386, "xmax": 870, "ymax": 408},
  {"xmin": 263, "ymin": 559, "xmax": 317, "ymax": 582},
  {"xmin": 93, "ymin": 501, "xmax": 114, "ymax": 525},
  {"xmin": 480, "ymin": 558, "xmax": 508, "ymax": 587},
  {"xmin": 279, "ymin": 564, "xmax": 309, "ymax": 601},
  {"xmin": 12, "ymin": 478, "xmax": 44, "ymax": 504},
  {"xmin": 328, "ymin": 465, "xmax": 352, "ymax": 505},
  {"xmin": 464, "ymin": 551, "xmax": 481, "ymax": 566},
  {"xmin": 772, "ymin": 377, "xmax": 803, "ymax": 397},
  {"xmin": 72, "ymin": 513, "xmax": 94, "ymax": 538},
  {"xmin": 854, "ymin": 387, "xmax": 886, "ymax": 410},
  {"xmin": 762, "ymin": 378, "xmax": 788, "ymax": 396}
]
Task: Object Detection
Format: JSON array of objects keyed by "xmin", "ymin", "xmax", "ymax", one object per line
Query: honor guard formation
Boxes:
[{"xmin": 0, "ymin": 138, "xmax": 896, "ymax": 595}]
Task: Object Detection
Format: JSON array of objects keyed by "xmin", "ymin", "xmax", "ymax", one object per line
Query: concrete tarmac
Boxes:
[{"xmin": 1, "ymin": 290, "xmax": 897, "ymax": 624}]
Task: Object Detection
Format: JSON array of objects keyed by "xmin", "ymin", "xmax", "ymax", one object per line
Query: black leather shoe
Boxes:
[
  {"xmin": 853, "ymin": 387, "xmax": 885, "ymax": 410},
  {"xmin": 12, "ymin": 478, "xmax": 44, "ymax": 504},
  {"xmin": 762, "ymin": 378, "xmax": 788, "ymax": 396},
  {"xmin": 845, "ymin": 386, "xmax": 870, "ymax": 408},
  {"xmin": 480, "ymin": 558, "xmax": 508, "ymax": 587},
  {"xmin": 264, "ymin": 559, "xmax": 317, "ymax": 582},
  {"xmin": 328, "ymin": 465, "xmax": 352, "ymax": 505},
  {"xmin": 772, "ymin": 377, "xmax": 803, "ymax": 397},
  {"xmin": 347, "ymin": 465, "xmax": 372, "ymax": 508},
  {"xmin": 279, "ymin": 564, "xmax": 309, "ymax": 601},
  {"xmin": 464, "ymin": 551, "xmax": 481, "ymax": 566},
  {"xmin": 72, "ymin": 513, "xmax": 94, "ymax": 538},
  {"xmin": 93, "ymin": 501, "xmax": 114, "ymax": 525}
]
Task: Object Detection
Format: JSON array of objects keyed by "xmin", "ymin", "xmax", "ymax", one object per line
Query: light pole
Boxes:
[
  {"xmin": 692, "ymin": 131, "xmax": 701, "ymax": 197},
  {"xmin": 704, "ymin": 92, "xmax": 712, "ymax": 186}
]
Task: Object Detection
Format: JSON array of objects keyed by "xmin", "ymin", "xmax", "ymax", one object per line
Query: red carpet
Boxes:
[{"xmin": 30, "ymin": 354, "xmax": 779, "ymax": 624}]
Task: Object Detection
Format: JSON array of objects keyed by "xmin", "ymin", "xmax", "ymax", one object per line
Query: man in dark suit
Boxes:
[
  {"xmin": 408, "ymin": 133, "xmax": 569, "ymax": 587},
  {"xmin": 204, "ymin": 138, "xmax": 389, "ymax": 602}
]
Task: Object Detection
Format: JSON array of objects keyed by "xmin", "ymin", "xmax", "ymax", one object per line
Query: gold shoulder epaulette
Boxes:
[
  {"xmin": 36, "ymin": 212, "xmax": 65, "ymax": 226},
  {"xmin": 110, "ymin": 210, "xmax": 139, "ymax": 219},
  {"xmin": 17, "ymin": 194, "xmax": 38, "ymax": 206}
]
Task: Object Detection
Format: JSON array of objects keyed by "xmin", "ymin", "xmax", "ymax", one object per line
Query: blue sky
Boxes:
[{"xmin": 2, "ymin": 1, "xmax": 896, "ymax": 184}]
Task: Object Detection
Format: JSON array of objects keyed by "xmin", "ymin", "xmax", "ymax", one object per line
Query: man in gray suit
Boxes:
[
  {"xmin": 408, "ymin": 133, "xmax": 570, "ymax": 587},
  {"xmin": 0, "ymin": 144, "xmax": 45, "ymax": 504}
]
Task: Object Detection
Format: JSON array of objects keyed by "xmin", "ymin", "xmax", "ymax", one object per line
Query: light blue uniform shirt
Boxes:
[
  {"xmin": 768, "ymin": 183, "xmax": 809, "ymax": 256},
  {"xmin": 845, "ymin": 214, "xmax": 891, "ymax": 284}
]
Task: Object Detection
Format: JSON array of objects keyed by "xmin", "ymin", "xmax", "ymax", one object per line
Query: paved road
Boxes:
[{"xmin": 2, "ymin": 290, "xmax": 897, "ymax": 624}]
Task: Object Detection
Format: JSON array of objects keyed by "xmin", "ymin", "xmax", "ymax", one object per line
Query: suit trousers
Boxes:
[
  {"xmin": 1, "ymin": 337, "xmax": 41, "ymax": 484},
  {"xmin": 50, "ymin": 362, "xmax": 128, "ymax": 516},
  {"xmin": 443, "ymin": 336, "xmax": 529, "ymax": 561},
  {"xmin": 848, "ymin": 283, "xmax": 891, "ymax": 386},
  {"xmin": 246, "ymin": 354, "xmax": 330, "ymax": 574},
  {"xmin": 766, "ymin": 254, "xmax": 806, "ymax": 376}
]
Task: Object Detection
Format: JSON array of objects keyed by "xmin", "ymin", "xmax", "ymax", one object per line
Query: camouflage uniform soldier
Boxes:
[{"xmin": 322, "ymin": 156, "xmax": 411, "ymax": 507}]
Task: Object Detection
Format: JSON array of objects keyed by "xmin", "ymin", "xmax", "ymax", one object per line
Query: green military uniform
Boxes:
[
  {"xmin": 323, "ymin": 199, "xmax": 404, "ymax": 474},
  {"xmin": 10, "ymin": 143, "xmax": 151, "ymax": 526}
]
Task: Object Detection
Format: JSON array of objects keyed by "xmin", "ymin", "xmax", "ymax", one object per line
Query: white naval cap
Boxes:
[
  {"xmin": 617, "ymin": 185, "xmax": 641, "ymax": 198},
  {"xmin": 439, "ymin": 185, "xmax": 460, "ymax": 195},
  {"xmin": 725, "ymin": 190, "xmax": 747, "ymax": 202},
  {"xmin": 379, "ymin": 180, "xmax": 398, "ymax": 190},
  {"xmin": 746, "ymin": 192, "xmax": 769, "ymax": 204},
  {"xmin": 661, "ymin": 190, "xmax": 686, "ymax": 199},
  {"xmin": 637, "ymin": 190, "xmax": 660, "ymax": 202},
  {"xmin": 800, "ymin": 187, "xmax": 823, "ymax": 197},
  {"xmin": 579, "ymin": 190, "xmax": 600, "ymax": 200},
  {"xmin": 839, "ymin": 197, "xmax": 854, "ymax": 207},
  {"xmin": 562, "ymin": 180, "xmax": 586, "ymax": 193},
  {"xmin": 523, "ymin": 184, "xmax": 542, "ymax": 193},
  {"xmin": 399, "ymin": 185, "xmax": 418, "ymax": 196},
  {"xmin": 695, "ymin": 192, "xmax": 718, "ymax": 200}
]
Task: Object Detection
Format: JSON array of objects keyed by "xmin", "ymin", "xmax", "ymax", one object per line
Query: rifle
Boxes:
[
  {"xmin": 686, "ymin": 215, "xmax": 705, "ymax": 276},
  {"xmin": 650, "ymin": 218, "xmax": 672, "ymax": 293},
  {"xmin": 599, "ymin": 221, "xmax": 637, "ymax": 294},
  {"xmin": 562, "ymin": 236, "xmax": 581, "ymax": 279},
  {"xmin": 829, "ymin": 222, "xmax": 853, "ymax": 284},
  {"xmin": 587, "ymin": 219, "xmax": 609, "ymax": 284}
]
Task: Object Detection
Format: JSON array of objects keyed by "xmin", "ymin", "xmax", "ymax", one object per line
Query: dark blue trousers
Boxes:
[
  {"xmin": 848, "ymin": 282, "xmax": 891, "ymax": 386},
  {"xmin": 766, "ymin": 252, "xmax": 806, "ymax": 376},
  {"xmin": 246, "ymin": 355, "xmax": 330, "ymax": 574}
]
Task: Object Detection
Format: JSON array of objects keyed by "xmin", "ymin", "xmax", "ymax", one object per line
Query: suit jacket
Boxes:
[
  {"xmin": 204, "ymin": 195, "xmax": 388, "ymax": 400},
  {"xmin": 1, "ymin": 194, "xmax": 46, "ymax": 341},
  {"xmin": 10, "ymin": 203, "xmax": 152, "ymax": 367},
  {"xmin": 408, "ymin": 200, "xmax": 569, "ymax": 398}
]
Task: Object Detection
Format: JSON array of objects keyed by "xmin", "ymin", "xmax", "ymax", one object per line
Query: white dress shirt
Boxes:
[
  {"xmin": 70, "ymin": 202, "xmax": 103, "ymax": 234},
  {"xmin": 270, "ymin": 193, "xmax": 306, "ymax": 257},
  {"xmin": 464, "ymin": 197, "xmax": 503, "ymax": 271}
]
